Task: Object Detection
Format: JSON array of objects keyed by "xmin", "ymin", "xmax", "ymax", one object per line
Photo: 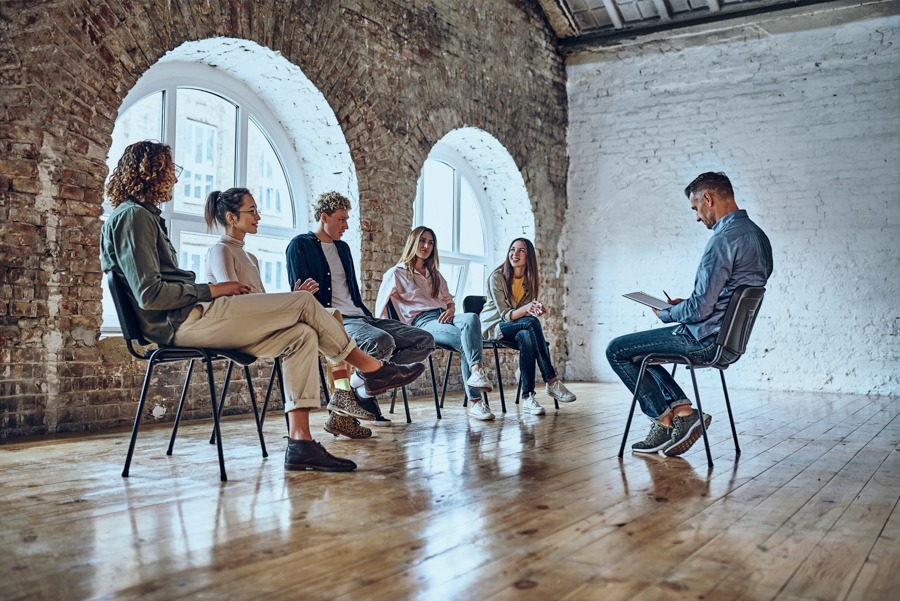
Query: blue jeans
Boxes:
[
  {"xmin": 498, "ymin": 316, "xmax": 557, "ymax": 396},
  {"xmin": 606, "ymin": 326, "xmax": 718, "ymax": 421},
  {"xmin": 413, "ymin": 309, "xmax": 484, "ymax": 400}
]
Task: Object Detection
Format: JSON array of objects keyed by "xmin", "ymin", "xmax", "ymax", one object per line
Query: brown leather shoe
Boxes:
[
  {"xmin": 284, "ymin": 439, "xmax": 356, "ymax": 472},
  {"xmin": 355, "ymin": 361, "xmax": 425, "ymax": 396}
]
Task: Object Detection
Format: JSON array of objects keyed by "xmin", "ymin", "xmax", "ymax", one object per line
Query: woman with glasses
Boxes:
[{"xmin": 203, "ymin": 188, "xmax": 387, "ymax": 440}]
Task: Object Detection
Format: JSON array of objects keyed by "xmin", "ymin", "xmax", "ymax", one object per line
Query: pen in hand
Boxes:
[{"xmin": 663, "ymin": 290, "xmax": 673, "ymax": 304}]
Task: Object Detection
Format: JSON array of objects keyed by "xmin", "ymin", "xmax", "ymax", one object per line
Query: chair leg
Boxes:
[
  {"xmin": 401, "ymin": 386, "xmax": 412, "ymax": 424},
  {"xmin": 203, "ymin": 357, "xmax": 227, "ymax": 482},
  {"xmin": 167, "ymin": 358, "xmax": 196, "ymax": 455},
  {"xmin": 389, "ymin": 388, "xmax": 397, "ymax": 413},
  {"xmin": 318, "ymin": 358, "xmax": 330, "ymax": 404},
  {"xmin": 686, "ymin": 366, "xmax": 714, "ymax": 469},
  {"xmin": 427, "ymin": 356, "xmax": 442, "ymax": 419},
  {"xmin": 719, "ymin": 370, "xmax": 741, "ymax": 456},
  {"xmin": 618, "ymin": 359, "xmax": 650, "ymax": 458},
  {"xmin": 439, "ymin": 352, "xmax": 453, "ymax": 409},
  {"xmin": 243, "ymin": 365, "xmax": 268, "ymax": 458},
  {"xmin": 260, "ymin": 358, "xmax": 281, "ymax": 430},
  {"xmin": 493, "ymin": 344, "xmax": 507, "ymax": 414},
  {"xmin": 209, "ymin": 361, "xmax": 235, "ymax": 445},
  {"xmin": 122, "ymin": 360, "xmax": 158, "ymax": 477}
]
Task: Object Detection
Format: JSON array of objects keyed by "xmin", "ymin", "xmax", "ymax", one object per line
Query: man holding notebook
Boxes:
[{"xmin": 607, "ymin": 172, "xmax": 773, "ymax": 457}]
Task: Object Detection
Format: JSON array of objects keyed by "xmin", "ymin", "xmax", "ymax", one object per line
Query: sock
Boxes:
[{"xmin": 332, "ymin": 366, "xmax": 351, "ymax": 391}]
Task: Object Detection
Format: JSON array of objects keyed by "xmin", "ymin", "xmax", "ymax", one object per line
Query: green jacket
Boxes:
[
  {"xmin": 100, "ymin": 199, "xmax": 212, "ymax": 345},
  {"xmin": 479, "ymin": 269, "xmax": 532, "ymax": 340}
]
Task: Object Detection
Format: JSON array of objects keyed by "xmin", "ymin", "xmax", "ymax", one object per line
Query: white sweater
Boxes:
[{"xmin": 205, "ymin": 235, "xmax": 266, "ymax": 293}]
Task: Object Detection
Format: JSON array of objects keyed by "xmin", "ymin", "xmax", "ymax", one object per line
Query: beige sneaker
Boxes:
[
  {"xmin": 324, "ymin": 413, "xmax": 373, "ymax": 439},
  {"xmin": 546, "ymin": 380, "xmax": 576, "ymax": 403}
]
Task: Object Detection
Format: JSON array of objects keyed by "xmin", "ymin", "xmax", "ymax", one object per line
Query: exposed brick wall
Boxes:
[
  {"xmin": 0, "ymin": 0, "xmax": 568, "ymax": 437},
  {"xmin": 564, "ymin": 9, "xmax": 900, "ymax": 396}
]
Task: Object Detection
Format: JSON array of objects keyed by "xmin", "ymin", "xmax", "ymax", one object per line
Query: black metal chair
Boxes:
[
  {"xmin": 107, "ymin": 271, "xmax": 266, "ymax": 482},
  {"xmin": 618, "ymin": 285, "xmax": 766, "ymax": 468},
  {"xmin": 384, "ymin": 301, "xmax": 442, "ymax": 422}
]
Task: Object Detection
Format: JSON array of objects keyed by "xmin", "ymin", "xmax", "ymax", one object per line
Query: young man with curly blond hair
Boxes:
[{"xmin": 286, "ymin": 192, "xmax": 435, "ymax": 428}]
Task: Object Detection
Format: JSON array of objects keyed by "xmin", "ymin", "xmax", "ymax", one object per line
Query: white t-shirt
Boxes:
[{"xmin": 321, "ymin": 242, "xmax": 365, "ymax": 317}]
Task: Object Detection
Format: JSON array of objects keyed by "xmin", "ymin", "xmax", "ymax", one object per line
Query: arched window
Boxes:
[
  {"xmin": 101, "ymin": 62, "xmax": 306, "ymax": 332},
  {"xmin": 414, "ymin": 148, "xmax": 492, "ymax": 299}
]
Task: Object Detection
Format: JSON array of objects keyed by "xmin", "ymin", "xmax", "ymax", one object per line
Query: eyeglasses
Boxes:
[
  {"xmin": 236, "ymin": 208, "xmax": 261, "ymax": 217},
  {"xmin": 173, "ymin": 164, "xmax": 184, "ymax": 178}
]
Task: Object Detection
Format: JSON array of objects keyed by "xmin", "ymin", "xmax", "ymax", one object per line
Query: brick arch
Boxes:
[{"xmin": 0, "ymin": 1, "xmax": 568, "ymax": 436}]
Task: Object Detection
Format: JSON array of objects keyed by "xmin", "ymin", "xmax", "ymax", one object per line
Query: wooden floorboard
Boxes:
[{"xmin": 1, "ymin": 383, "xmax": 898, "ymax": 601}]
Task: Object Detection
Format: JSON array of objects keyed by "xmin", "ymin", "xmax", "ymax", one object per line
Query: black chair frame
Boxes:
[
  {"xmin": 107, "ymin": 272, "xmax": 266, "ymax": 482},
  {"xmin": 384, "ymin": 301, "xmax": 443, "ymax": 422},
  {"xmin": 617, "ymin": 285, "xmax": 766, "ymax": 468}
]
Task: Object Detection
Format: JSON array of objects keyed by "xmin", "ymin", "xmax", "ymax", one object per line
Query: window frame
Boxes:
[
  {"xmin": 413, "ymin": 146, "xmax": 493, "ymax": 299},
  {"xmin": 101, "ymin": 62, "xmax": 308, "ymax": 333}
]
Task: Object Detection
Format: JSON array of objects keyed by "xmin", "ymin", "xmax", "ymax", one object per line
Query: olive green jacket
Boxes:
[
  {"xmin": 479, "ymin": 269, "xmax": 532, "ymax": 340},
  {"xmin": 100, "ymin": 199, "xmax": 212, "ymax": 345}
]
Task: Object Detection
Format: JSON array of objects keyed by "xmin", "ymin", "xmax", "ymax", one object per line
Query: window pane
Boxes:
[
  {"xmin": 245, "ymin": 234, "xmax": 293, "ymax": 293},
  {"xmin": 101, "ymin": 92, "xmax": 165, "ymax": 331},
  {"xmin": 247, "ymin": 118, "xmax": 293, "ymax": 228},
  {"xmin": 173, "ymin": 89, "xmax": 236, "ymax": 215},
  {"xmin": 179, "ymin": 231, "xmax": 219, "ymax": 282},
  {"xmin": 104, "ymin": 92, "xmax": 164, "ymax": 213},
  {"xmin": 458, "ymin": 179, "xmax": 485, "ymax": 256},
  {"xmin": 464, "ymin": 262, "xmax": 486, "ymax": 297},
  {"xmin": 422, "ymin": 159, "xmax": 454, "ymax": 251}
]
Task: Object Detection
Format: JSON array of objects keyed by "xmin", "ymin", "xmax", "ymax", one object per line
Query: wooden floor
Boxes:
[{"xmin": 2, "ymin": 383, "xmax": 899, "ymax": 601}]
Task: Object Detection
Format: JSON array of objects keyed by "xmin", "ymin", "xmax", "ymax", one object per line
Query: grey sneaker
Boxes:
[
  {"xmin": 631, "ymin": 422, "xmax": 674, "ymax": 453},
  {"xmin": 326, "ymin": 389, "xmax": 376, "ymax": 421},
  {"xmin": 521, "ymin": 392, "xmax": 545, "ymax": 415},
  {"xmin": 664, "ymin": 410, "xmax": 712, "ymax": 457},
  {"xmin": 546, "ymin": 380, "xmax": 576, "ymax": 403},
  {"xmin": 468, "ymin": 400, "xmax": 495, "ymax": 421}
]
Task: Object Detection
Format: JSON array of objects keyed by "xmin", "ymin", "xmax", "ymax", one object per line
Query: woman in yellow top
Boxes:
[{"xmin": 479, "ymin": 238, "xmax": 576, "ymax": 415}]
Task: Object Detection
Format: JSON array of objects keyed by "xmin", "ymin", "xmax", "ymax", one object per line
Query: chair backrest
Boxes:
[
  {"xmin": 106, "ymin": 271, "xmax": 153, "ymax": 353},
  {"xmin": 462, "ymin": 295, "xmax": 486, "ymax": 315},
  {"xmin": 385, "ymin": 300, "xmax": 400, "ymax": 321},
  {"xmin": 716, "ymin": 285, "xmax": 766, "ymax": 358}
]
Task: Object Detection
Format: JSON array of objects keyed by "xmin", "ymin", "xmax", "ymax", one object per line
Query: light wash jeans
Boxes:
[
  {"xmin": 497, "ymin": 316, "xmax": 557, "ymax": 396},
  {"xmin": 605, "ymin": 325, "xmax": 718, "ymax": 421},
  {"xmin": 413, "ymin": 309, "xmax": 484, "ymax": 400}
]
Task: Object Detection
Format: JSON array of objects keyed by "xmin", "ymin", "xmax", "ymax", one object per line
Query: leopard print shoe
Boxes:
[{"xmin": 323, "ymin": 412, "xmax": 373, "ymax": 439}]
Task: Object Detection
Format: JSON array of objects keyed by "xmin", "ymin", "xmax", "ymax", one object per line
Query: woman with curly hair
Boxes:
[
  {"xmin": 376, "ymin": 226, "xmax": 495, "ymax": 420},
  {"xmin": 100, "ymin": 141, "xmax": 424, "ymax": 472},
  {"xmin": 479, "ymin": 238, "xmax": 576, "ymax": 416}
]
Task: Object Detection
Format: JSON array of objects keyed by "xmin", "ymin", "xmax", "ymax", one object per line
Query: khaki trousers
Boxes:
[{"xmin": 173, "ymin": 291, "xmax": 356, "ymax": 411}]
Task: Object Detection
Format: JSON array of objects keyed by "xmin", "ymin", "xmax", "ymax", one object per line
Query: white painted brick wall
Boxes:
[{"xmin": 563, "ymin": 12, "xmax": 900, "ymax": 396}]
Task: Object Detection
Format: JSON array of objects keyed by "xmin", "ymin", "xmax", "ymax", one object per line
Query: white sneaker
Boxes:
[
  {"xmin": 468, "ymin": 400, "xmax": 495, "ymax": 421},
  {"xmin": 546, "ymin": 380, "xmax": 576, "ymax": 403},
  {"xmin": 521, "ymin": 392, "xmax": 545, "ymax": 416},
  {"xmin": 465, "ymin": 367, "xmax": 494, "ymax": 391}
]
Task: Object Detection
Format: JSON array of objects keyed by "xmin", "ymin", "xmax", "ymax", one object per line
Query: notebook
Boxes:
[{"xmin": 623, "ymin": 291, "xmax": 671, "ymax": 310}]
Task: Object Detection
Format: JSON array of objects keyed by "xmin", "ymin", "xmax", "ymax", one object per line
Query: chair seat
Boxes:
[{"xmin": 156, "ymin": 346, "xmax": 257, "ymax": 366}]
